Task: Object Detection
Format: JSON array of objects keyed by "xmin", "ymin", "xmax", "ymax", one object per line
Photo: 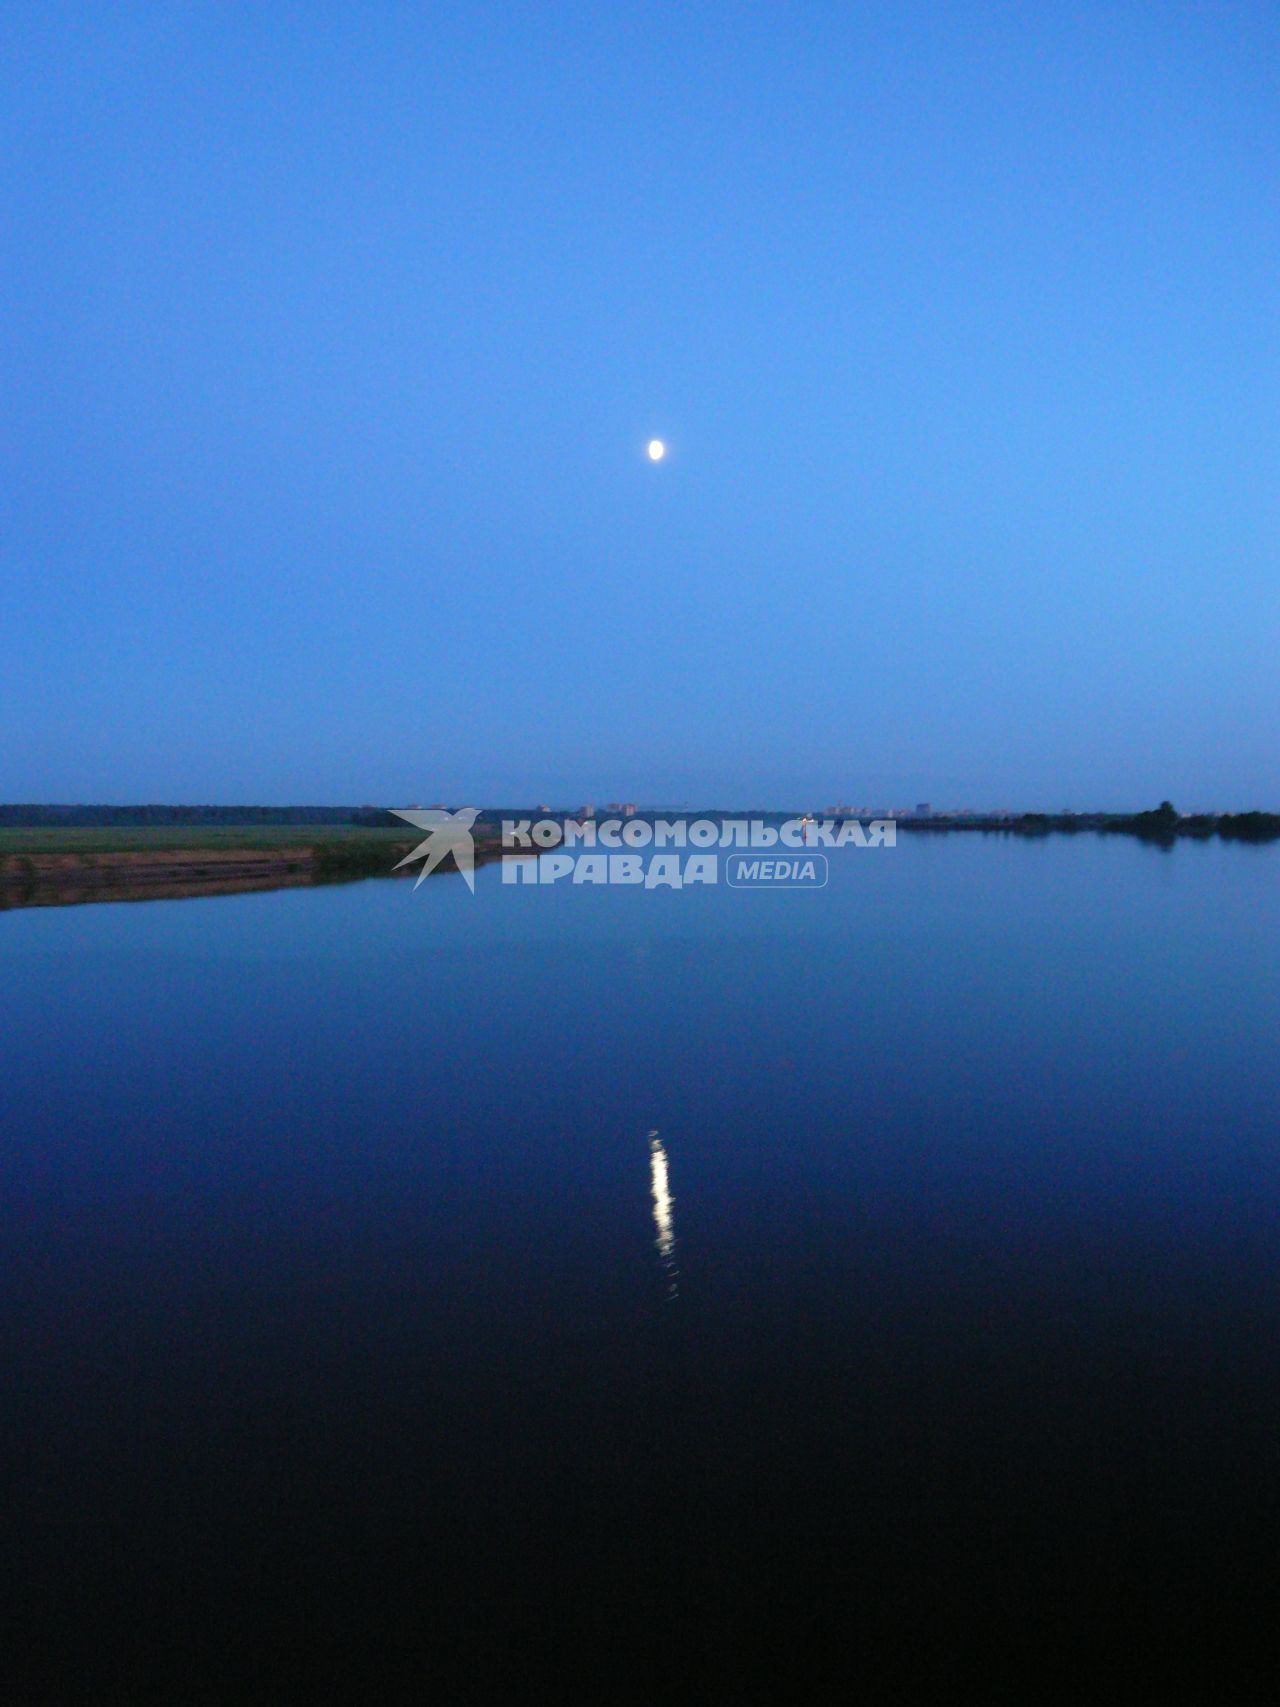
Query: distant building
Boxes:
[
  {"xmin": 915, "ymin": 802, "xmax": 932, "ymax": 817},
  {"xmin": 622, "ymin": 803, "xmax": 637, "ymax": 816},
  {"xmin": 581, "ymin": 803, "xmax": 595, "ymax": 819}
]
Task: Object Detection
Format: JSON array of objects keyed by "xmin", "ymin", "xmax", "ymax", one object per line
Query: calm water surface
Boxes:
[{"xmin": 3, "ymin": 837, "xmax": 1278, "ymax": 1694}]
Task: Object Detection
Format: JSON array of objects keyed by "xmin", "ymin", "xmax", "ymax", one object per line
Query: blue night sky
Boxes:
[{"xmin": 3, "ymin": 3, "xmax": 1276, "ymax": 809}]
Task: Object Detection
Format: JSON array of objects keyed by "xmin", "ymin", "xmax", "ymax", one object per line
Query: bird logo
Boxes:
[{"xmin": 390, "ymin": 806, "xmax": 480, "ymax": 892}]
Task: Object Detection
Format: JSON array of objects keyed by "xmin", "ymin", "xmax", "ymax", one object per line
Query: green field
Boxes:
[{"xmin": 0, "ymin": 825, "xmax": 413, "ymax": 856}]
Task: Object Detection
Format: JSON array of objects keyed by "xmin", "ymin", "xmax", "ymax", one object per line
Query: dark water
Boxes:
[{"xmin": 3, "ymin": 838, "xmax": 1278, "ymax": 1697}]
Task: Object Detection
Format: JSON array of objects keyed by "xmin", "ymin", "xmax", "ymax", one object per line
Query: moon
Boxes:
[{"xmin": 647, "ymin": 439, "xmax": 666, "ymax": 462}]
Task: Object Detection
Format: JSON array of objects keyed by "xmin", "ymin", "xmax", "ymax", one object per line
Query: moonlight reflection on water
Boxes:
[{"xmin": 649, "ymin": 1130, "xmax": 677, "ymax": 1301}]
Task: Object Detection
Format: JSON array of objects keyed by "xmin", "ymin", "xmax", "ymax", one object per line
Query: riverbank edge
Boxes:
[{"xmin": 0, "ymin": 833, "xmax": 511, "ymax": 909}]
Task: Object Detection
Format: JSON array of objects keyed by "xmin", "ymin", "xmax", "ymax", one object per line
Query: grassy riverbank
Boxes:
[{"xmin": 0, "ymin": 825, "xmax": 515, "ymax": 909}]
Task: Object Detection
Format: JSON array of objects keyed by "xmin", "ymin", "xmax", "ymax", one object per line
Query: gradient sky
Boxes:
[{"xmin": 3, "ymin": 2, "xmax": 1276, "ymax": 809}]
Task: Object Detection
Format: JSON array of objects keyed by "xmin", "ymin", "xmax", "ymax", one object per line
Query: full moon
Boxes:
[{"xmin": 647, "ymin": 439, "xmax": 666, "ymax": 462}]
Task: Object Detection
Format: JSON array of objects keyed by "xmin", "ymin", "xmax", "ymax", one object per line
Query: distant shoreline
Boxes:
[
  {"xmin": 892, "ymin": 807, "xmax": 1280, "ymax": 843},
  {"xmin": 2, "ymin": 804, "xmax": 1275, "ymax": 911},
  {"xmin": 2, "ymin": 801, "xmax": 1278, "ymax": 846}
]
